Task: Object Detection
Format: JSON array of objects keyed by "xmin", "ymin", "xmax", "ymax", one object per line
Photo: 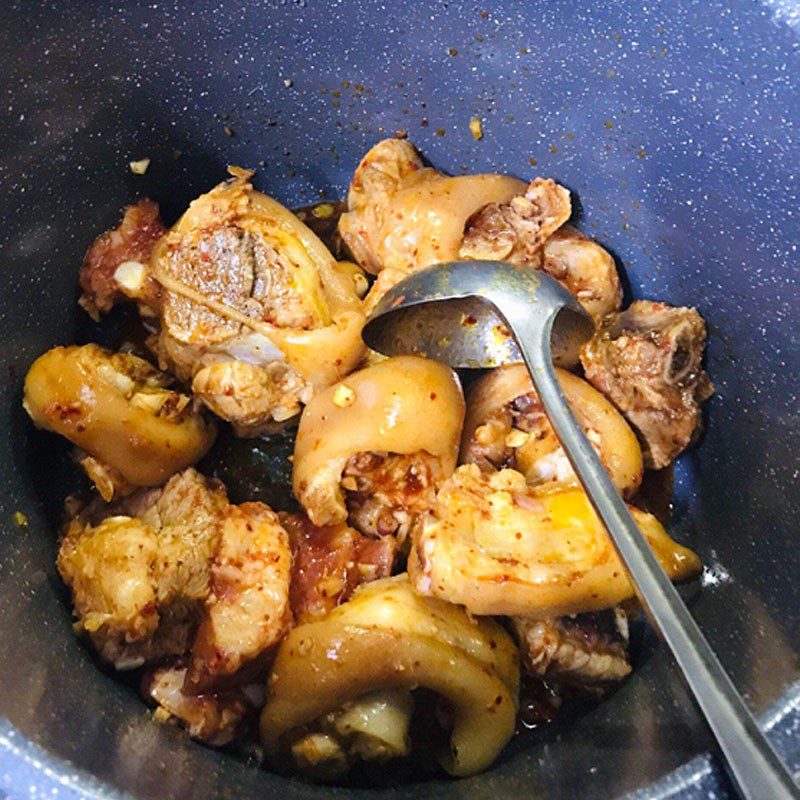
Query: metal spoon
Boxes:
[{"xmin": 363, "ymin": 260, "xmax": 799, "ymax": 800}]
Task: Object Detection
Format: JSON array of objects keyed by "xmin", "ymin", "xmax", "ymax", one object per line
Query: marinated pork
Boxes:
[
  {"xmin": 59, "ymin": 468, "xmax": 292, "ymax": 689},
  {"xmin": 581, "ymin": 300, "xmax": 714, "ymax": 468},
  {"xmin": 409, "ymin": 465, "xmax": 701, "ymax": 617},
  {"xmin": 143, "ymin": 663, "xmax": 256, "ymax": 746},
  {"xmin": 79, "ymin": 198, "xmax": 165, "ymax": 318},
  {"xmin": 282, "ymin": 513, "xmax": 396, "ymax": 622},
  {"xmin": 461, "ymin": 364, "xmax": 643, "ymax": 498},
  {"xmin": 512, "ymin": 608, "xmax": 631, "ymax": 692},
  {"xmin": 292, "ymin": 357, "xmax": 464, "ymax": 537}
]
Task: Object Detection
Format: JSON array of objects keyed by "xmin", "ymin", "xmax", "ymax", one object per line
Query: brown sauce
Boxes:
[{"xmin": 632, "ymin": 464, "xmax": 674, "ymax": 526}]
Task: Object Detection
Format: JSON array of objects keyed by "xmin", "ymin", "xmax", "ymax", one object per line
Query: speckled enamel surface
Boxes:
[{"xmin": 0, "ymin": 1, "xmax": 798, "ymax": 799}]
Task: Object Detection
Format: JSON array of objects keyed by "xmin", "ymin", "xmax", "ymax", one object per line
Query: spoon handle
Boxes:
[{"xmin": 519, "ymin": 317, "xmax": 799, "ymax": 800}]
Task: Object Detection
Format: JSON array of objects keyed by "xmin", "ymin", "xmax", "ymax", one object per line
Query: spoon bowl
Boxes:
[{"xmin": 363, "ymin": 260, "xmax": 594, "ymax": 369}]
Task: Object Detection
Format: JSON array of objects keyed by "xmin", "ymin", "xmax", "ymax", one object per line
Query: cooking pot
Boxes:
[{"xmin": 1, "ymin": 1, "xmax": 798, "ymax": 798}]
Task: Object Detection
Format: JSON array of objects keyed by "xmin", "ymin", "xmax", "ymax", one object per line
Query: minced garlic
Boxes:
[
  {"xmin": 129, "ymin": 158, "xmax": 150, "ymax": 175},
  {"xmin": 312, "ymin": 203, "xmax": 336, "ymax": 219},
  {"xmin": 352, "ymin": 273, "xmax": 369, "ymax": 298},
  {"xmin": 469, "ymin": 117, "xmax": 484, "ymax": 140},
  {"xmin": 152, "ymin": 706, "xmax": 172, "ymax": 724},
  {"xmin": 113, "ymin": 260, "xmax": 148, "ymax": 294},
  {"xmin": 332, "ymin": 385, "xmax": 356, "ymax": 408},
  {"xmin": 505, "ymin": 429, "xmax": 529, "ymax": 448}
]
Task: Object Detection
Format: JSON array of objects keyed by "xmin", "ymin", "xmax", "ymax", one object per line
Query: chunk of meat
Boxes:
[
  {"xmin": 141, "ymin": 468, "xmax": 230, "ymax": 602},
  {"xmin": 581, "ymin": 300, "xmax": 714, "ymax": 468},
  {"xmin": 59, "ymin": 468, "xmax": 292, "ymax": 685},
  {"xmin": 260, "ymin": 575, "xmax": 520, "ymax": 778},
  {"xmin": 461, "ymin": 365, "xmax": 643, "ymax": 499},
  {"xmin": 282, "ymin": 513, "xmax": 396, "ymax": 622},
  {"xmin": 59, "ymin": 516, "xmax": 192, "ymax": 670},
  {"xmin": 542, "ymin": 226, "xmax": 622, "ymax": 320},
  {"xmin": 512, "ymin": 608, "xmax": 631, "ymax": 692},
  {"xmin": 342, "ymin": 451, "xmax": 447, "ymax": 541},
  {"xmin": 143, "ymin": 664, "xmax": 256, "ymax": 746},
  {"xmin": 461, "ymin": 191, "xmax": 620, "ymax": 321},
  {"xmin": 408, "ymin": 465, "xmax": 701, "ymax": 617},
  {"xmin": 23, "ymin": 344, "xmax": 216, "ymax": 501},
  {"xmin": 78, "ymin": 198, "xmax": 165, "ymax": 318},
  {"xmin": 460, "ymin": 178, "xmax": 571, "ymax": 263},
  {"xmin": 338, "ymin": 139, "xmax": 424, "ymax": 274},
  {"xmin": 292, "ymin": 357, "xmax": 464, "ymax": 530},
  {"xmin": 186, "ymin": 502, "xmax": 292, "ymax": 693},
  {"xmin": 357, "ymin": 172, "xmax": 552, "ymax": 312},
  {"xmin": 58, "ymin": 469, "xmax": 227, "ymax": 670},
  {"xmin": 151, "ymin": 170, "xmax": 366, "ymax": 435},
  {"xmin": 191, "ymin": 358, "xmax": 313, "ymax": 436},
  {"xmin": 162, "ymin": 226, "xmax": 318, "ymax": 344},
  {"xmin": 338, "ymin": 138, "xmax": 527, "ymax": 286}
]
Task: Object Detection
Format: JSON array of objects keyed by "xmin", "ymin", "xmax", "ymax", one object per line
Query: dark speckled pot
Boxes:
[{"xmin": 0, "ymin": 2, "xmax": 798, "ymax": 798}]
